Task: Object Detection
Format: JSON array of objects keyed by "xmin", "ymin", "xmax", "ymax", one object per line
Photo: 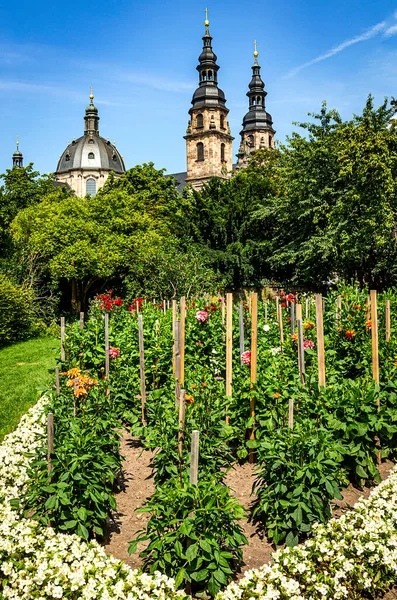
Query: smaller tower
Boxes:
[
  {"xmin": 237, "ymin": 42, "xmax": 275, "ymax": 167},
  {"xmin": 84, "ymin": 87, "xmax": 100, "ymax": 135},
  {"xmin": 12, "ymin": 137, "xmax": 23, "ymax": 168}
]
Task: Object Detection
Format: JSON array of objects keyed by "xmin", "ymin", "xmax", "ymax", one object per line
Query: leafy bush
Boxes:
[
  {"xmin": 0, "ymin": 274, "xmax": 35, "ymax": 345},
  {"xmin": 252, "ymin": 424, "xmax": 343, "ymax": 546},
  {"xmin": 129, "ymin": 480, "xmax": 247, "ymax": 597}
]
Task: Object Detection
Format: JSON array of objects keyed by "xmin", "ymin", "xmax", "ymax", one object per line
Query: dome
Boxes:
[{"xmin": 56, "ymin": 134, "xmax": 125, "ymax": 175}]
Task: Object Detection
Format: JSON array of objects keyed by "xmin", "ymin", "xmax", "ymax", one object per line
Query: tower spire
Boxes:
[
  {"xmin": 84, "ymin": 87, "xmax": 100, "ymax": 135},
  {"xmin": 12, "ymin": 136, "xmax": 23, "ymax": 168},
  {"xmin": 237, "ymin": 43, "xmax": 275, "ymax": 166}
]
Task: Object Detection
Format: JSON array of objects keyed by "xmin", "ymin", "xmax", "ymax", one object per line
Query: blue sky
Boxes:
[{"xmin": 1, "ymin": 0, "xmax": 397, "ymax": 175}]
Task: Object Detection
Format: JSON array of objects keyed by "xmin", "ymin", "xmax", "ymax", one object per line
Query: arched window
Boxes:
[
  {"xmin": 65, "ymin": 153, "xmax": 70, "ymax": 162},
  {"xmin": 257, "ymin": 96, "xmax": 262, "ymax": 105},
  {"xmin": 220, "ymin": 114, "xmax": 225, "ymax": 129},
  {"xmin": 86, "ymin": 178, "xmax": 96, "ymax": 196},
  {"xmin": 269, "ymin": 135, "xmax": 273, "ymax": 147},
  {"xmin": 88, "ymin": 151, "xmax": 95, "ymax": 159},
  {"xmin": 221, "ymin": 143, "xmax": 225, "ymax": 162},
  {"xmin": 196, "ymin": 113, "xmax": 204, "ymax": 128},
  {"xmin": 208, "ymin": 70, "xmax": 213, "ymax": 80},
  {"xmin": 112, "ymin": 153, "xmax": 118, "ymax": 161},
  {"xmin": 202, "ymin": 71, "xmax": 207, "ymax": 81},
  {"xmin": 252, "ymin": 98, "xmax": 256, "ymax": 105},
  {"xmin": 197, "ymin": 142, "xmax": 204, "ymax": 161}
]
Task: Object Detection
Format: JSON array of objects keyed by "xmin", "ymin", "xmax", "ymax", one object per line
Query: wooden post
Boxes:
[
  {"xmin": 55, "ymin": 367, "xmax": 60, "ymax": 396},
  {"xmin": 163, "ymin": 300, "xmax": 166, "ymax": 316},
  {"xmin": 47, "ymin": 413, "xmax": 54, "ymax": 475},
  {"xmin": 371, "ymin": 290, "xmax": 379, "ymax": 388},
  {"xmin": 190, "ymin": 430, "xmax": 199, "ymax": 485},
  {"xmin": 239, "ymin": 303, "xmax": 245, "ymax": 362},
  {"xmin": 174, "ymin": 320, "xmax": 181, "ymax": 407},
  {"xmin": 137, "ymin": 314, "xmax": 146, "ymax": 426},
  {"xmin": 226, "ymin": 293, "xmax": 233, "ymax": 424},
  {"xmin": 136, "ymin": 300, "xmax": 139, "ymax": 313},
  {"xmin": 221, "ymin": 296, "xmax": 225, "ymax": 327},
  {"xmin": 172, "ymin": 300, "xmax": 177, "ymax": 376},
  {"xmin": 275, "ymin": 297, "xmax": 279, "ymax": 325},
  {"xmin": 60, "ymin": 317, "xmax": 65, "ymax": 362},
  {"xmin": 290, "ymin": 302, "xmax": 295, "ymax": 335},
  {"xmin": 178, "ymin": 389, "xmax": 186, "ymax": 476},
  {"xmin": 104, "ymin": 313, "xmax": 110, "ymax": 378},
  {"xmin": 278, "ymin": 302, "xmax": 284, "ymax": 348},
  {"xmin": 155, "ymin": 319, "xmax": 160, "ymax": 337},
  {"xmin": 264, "ymin": 301, "xmax": 268, "ymax": 323},
  {"xmin": 297, "ymin": 318, "xmax": 305, "ymax": 384},
  {"xmin": 288, "ymin": 399, "xmax": 294, "ymax": 429},
  {"xmin": 305, "ymin": 298, "xmax": 309, "ymax": 320},
  {"xmin": 249, "ymin": 293, "xmax": 258, "ymax": 464},
  {"xmin": 315, "ymin": 294, "xmax": 326, "ymax": 388},
  {"xmin": 79, "ymin": 312, "xmax": 84, "ymax": 329},
  {"xmin": 386, "ymin": 299, "xmax": 391, "ymax": 343},
  {"xmin": 180, "ymin": 297, "xmax": 186, "ymax": 386},
  {"xmin": 336, "ymin": 295, "xmax": 342, "ymax": 321}
]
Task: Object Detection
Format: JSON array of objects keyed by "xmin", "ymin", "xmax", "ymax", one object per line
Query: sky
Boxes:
[{"xmin": 1, "ymin": 0, "xmax": 397, "ymax": 176}]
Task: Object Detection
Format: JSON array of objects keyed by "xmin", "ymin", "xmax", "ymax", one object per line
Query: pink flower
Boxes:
[
  {"xmin": 109, "ymin": 346, "xmax": 120, "ymax": 359},
  {"xmin": 196, "ymin": 310, "xmax": 209, "ymax": 323},
  {"xmin": 241, "ymin": 350, "xmax": 251, "ymax": 365},
  {"xmin": 303, "ymin": 340, "xmax": 315, "ymax": 351}
]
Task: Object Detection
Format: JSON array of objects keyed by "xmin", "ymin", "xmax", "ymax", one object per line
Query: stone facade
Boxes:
[
  {"xmin": 185, "ymin": 107, "xmax": 233, "ymax": 189},
  {"xmin": 54, "ymin": 169, "xmax": 115, "ymax": 197},
  {"xmin": 237, "ymin": 129, "xmax": 275, "ymax": 167}
]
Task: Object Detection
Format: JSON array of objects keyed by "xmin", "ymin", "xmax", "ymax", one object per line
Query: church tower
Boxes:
[
  {"xmin": 12, "ymin": 137, "xmax": 23, "ymax": 168},
  {"xmin": 237, "ymin": 42, "xmax": 275, "ymax": 167},
  {"xmin": 184, "ymin": 11, "xmax": 234, "ymax": 189}
]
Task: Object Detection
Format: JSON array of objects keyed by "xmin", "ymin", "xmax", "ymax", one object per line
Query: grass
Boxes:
[{"xmin": 0, "ymin": 337, "xmax": 58, "ymax": 442}]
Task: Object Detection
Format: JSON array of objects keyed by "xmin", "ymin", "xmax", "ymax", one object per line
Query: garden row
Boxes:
[{"xmin": 5, "ymin": 285, "xmax": 397, "ymax": 597}]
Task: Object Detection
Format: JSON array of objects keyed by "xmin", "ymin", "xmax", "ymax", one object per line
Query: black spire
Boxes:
[
  {"xmin": 241, "ymin": 43, "xmax": 274, "ymax": 133},
  {"xmin": 12, "ymin": 137, "xmax": 23, "ymax": 168},
  {"xmin": 190, "ymin": 11, "xmax": 227, "ymax": 110},
  {"xmin": 84, "ymin": 88, "xmax": 100, "ymax": 135}
]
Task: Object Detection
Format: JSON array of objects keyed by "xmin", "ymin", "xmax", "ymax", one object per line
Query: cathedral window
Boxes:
[
  {"xmin": 88, "ymin": 152, "xmax": 95, "ymax": 159},
  {"xmin": 221, "ymin": 143, "xmax": 225, "ymax": 162},
  {"xmin": 202, "ymin": 71, "xmax": 207, "ymax": 81},
  {"xmin": 257, "ymin": 96, "xmax": 262, "ymax": 105},
  {"xmin": 197, "ymin": 142, "xmax": 204, "ymax": 161},
  {"xmin": 196, "ymin": 113, "xmax": 204, "ymax": 128},
  {"xmin": 208, "ymin": 70, "xmax": 213, "ymax": 80},
  {"xmin": 65, "ymin": 153, "xmax": 70, "ymax": 162},
  {"xmin": 86, "ymin": 178, "xmax": 96, "ymax": 197},
  {"xmin": 269, "ymin": 135, "xmax": 273, "ymax": 147},
  {"xmin": 220, "ymin": 114, "xmax": 225, "ymax": 129}
]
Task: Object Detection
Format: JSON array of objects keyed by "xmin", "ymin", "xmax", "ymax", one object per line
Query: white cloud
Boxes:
[
  {"xmin": 286, "ymin": 19, "xmax": 388, "ymax": 78},
  {"xmin": 384, "ymin": 23, "xmax": 397, "ymax": 37}
]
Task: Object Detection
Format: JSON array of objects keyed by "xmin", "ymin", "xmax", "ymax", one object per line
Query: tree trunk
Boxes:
[{"xmin": 71, "ymin": 278, "xmax": 80, "ymax": 313}]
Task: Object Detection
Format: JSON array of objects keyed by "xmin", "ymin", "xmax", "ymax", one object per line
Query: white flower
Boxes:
[{"xmin": 263, "ymin": 324, "xmax": 270, "ymax": 332}]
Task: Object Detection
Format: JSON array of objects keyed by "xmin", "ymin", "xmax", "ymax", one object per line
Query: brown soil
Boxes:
[{"xmin": 106, "ymin": 431, "xmax": 394, "ymax": 581}]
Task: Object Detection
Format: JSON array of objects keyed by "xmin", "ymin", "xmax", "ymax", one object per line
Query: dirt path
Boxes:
[{"xmin": 106, "ymin": 431, "xmax": 394, "ymax": 580}]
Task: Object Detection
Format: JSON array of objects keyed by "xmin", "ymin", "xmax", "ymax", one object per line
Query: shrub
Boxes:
[{"xmin": 0, "ymin": 274, "xmax": 35, "ymax": 345}]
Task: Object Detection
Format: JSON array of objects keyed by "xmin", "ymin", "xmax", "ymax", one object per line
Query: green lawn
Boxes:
[{"xmin": 0, "ymin": 337, "xmax": 58, "ymax": 442}]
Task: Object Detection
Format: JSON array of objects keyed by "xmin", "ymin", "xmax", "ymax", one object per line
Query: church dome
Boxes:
[{"xmin": 56, "ymin": 135, "xmax": 125, "ymax": 174}]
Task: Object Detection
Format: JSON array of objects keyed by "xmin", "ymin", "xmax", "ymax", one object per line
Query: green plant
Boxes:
[
  {"xmin": 0, "ymin": 274, "xmax": 36, "ymax": 345},
  {"xmin": 128, "ymin": 480, "xmax": 247, "ymax": 597}
]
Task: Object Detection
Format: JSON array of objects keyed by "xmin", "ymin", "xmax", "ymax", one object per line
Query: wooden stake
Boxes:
[
  {"xmin": 60, "ymin": 317, "xmax": 65, "ymax": 362},
  {"xmin": 190, "ymin": 430, "xmax": 199, "ymax": 485},
  {"xmin": 288, "ymin": 398, "xmax": 294, "ymax": 429},
  {"xmin": 305, "ymin": 298, "xmax": 309, "ymax": 320},
  {"xmin": 180, "ymin": 297, "xmax": 186, "ymax": 386},
  {"xmin": 226, "ymin": 293, "xmax": 233, "ymax": 424},
  {"xmin": 138, "ymin": 314, "xmax": 147, "ymax": 426},
  {"xmin": 239, "ymin": 303, "xmax": 245, "ymax": 362},
  {"xmin": 297, "ymin": 318, "xmax": 305, "ymax": 384},
  {"xmin": 178, "ymin": 389, "xmax": 186, "ymax": 464},
  {"xmin": 104, "ymin": 313, "xmax": 110, "ymax": 378},
  {"xmin": 172, "ymin": 300, "xmax": 177, "ymax": 376},
  {"xmin": 386, "ymin": 299, "xmax": 391, "ymax": 343},
  {"xmin": 296, "ymin": 303, "xmax": 302, "ymax": 321},
  {"xmin": 371, "ymin": 290, "xmax": 379, "ymax": 387},
  {"xmin": 55, "ymin": 367, "xmax": 60, "ymax": 396},
  {"xmin": 221, "ymin": 296, "xmax": 225, "ymax": 326},
  {"xmin": 79, "ymin": 312, "xmax": 84, "ymax": 329},
  {"xmin": 278, "ymin": 302, "xmax": 284, "ymax": 348},
  {"xmin": 290, "ymin": 302, "xmax": 295, "ymax": 335},
  {"xmin": 336, "ymin": 295, "xmax": 342, "ymax": 321},
  {"xmin": 315, "ymin": 294, "xmax": 326, "ymax": 388},
  {"xmin": 249, "ymin": 293, "xmax": 258, "ymax": 464},
  {"xmin": 47, "ymin": 413, "xmax": 54, "ymax": 475},
  {"xmin": 163, "ymin": 300, "xmax": 166, "ymax": 316},
  {"xmin": 264, "ymin": 302, "xmax": 268, "ymax": 323},
  {"xmin": 174, "ymin": 320, "xmax": 181, "ymax": 407}
]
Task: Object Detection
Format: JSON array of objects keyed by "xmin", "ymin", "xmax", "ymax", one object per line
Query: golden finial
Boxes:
[
  {"xmin": 204, "ymin": 7, "xmax": 210, "ymax": 29},
  {"xmin": 254, "ymin": 40, "xmax": 259, "ymax": 64},
  {"xmin": 89, "ymin": 86, "xmax": 94, "ymax": 103}
]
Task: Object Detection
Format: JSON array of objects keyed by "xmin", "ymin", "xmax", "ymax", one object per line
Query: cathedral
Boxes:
[{"xmin": 13, "ymin": 13, "xmax": 275, "ymax": 196}]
